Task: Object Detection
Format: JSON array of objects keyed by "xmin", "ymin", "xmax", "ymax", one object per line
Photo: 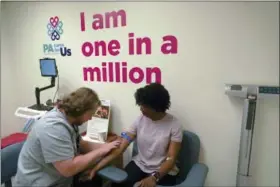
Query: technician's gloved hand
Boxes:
[{"xmin": 79, "ymin": 140, "xmax": 121, "ymax": 182}]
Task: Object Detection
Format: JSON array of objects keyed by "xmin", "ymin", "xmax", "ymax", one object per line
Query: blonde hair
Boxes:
[{"xmin": 59, "ymin": 87, "xmax": 100, "ymax": 117}]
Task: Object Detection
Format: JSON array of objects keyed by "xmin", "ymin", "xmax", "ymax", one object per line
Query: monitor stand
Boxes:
[{"xmin": 28, "ymin": 77, "xmax": 56, "ymax": 111}]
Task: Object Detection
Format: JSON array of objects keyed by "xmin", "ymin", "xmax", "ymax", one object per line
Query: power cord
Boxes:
[{"xmin": 52, "ymin": 74, "xmax": 60, "ymax": 104}]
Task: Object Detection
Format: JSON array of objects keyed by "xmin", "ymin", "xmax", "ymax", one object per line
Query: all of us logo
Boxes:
[{"xmin": 43, "ymin": 16, "xmax": 72, "ymax": 57}]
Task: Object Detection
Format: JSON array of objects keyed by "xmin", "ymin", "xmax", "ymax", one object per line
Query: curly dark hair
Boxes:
[
  {"xmin": 58, "ymin": 87, "xmax": 100, "ymax": 117},
  {"xmin": 134, "ymin": 83, "xmax": 171, "ymax": 112}
]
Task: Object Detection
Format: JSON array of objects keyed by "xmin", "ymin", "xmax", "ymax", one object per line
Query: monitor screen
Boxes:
[{"xmin": 40, "ymin": 58, "xmax": 57, "ymax": 77}]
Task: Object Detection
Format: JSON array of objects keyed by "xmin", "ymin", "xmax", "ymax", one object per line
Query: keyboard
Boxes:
[{"xmin": 28, "ymin": 104, "xmax": 54, "ymax": 111}]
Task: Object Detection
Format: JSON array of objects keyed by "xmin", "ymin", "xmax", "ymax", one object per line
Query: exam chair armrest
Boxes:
[
  {"xmin": 157, "ymin": 163, "xmax": 209, "ymax": 187},
  {"xmin": 179, "ymin": 163, "xmax": 209, "ymax": 187},
  {"xmin": 97, "ymin": 166, "xmax": 128, "ymax": 183}
]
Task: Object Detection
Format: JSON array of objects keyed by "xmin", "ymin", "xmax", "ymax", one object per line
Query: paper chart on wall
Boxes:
[{"xmin": 82, "ymin": 99, "xmax": 110, "ymax": 144}]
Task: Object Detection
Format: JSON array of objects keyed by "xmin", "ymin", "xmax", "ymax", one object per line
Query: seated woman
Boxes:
[{"xmin": 88, "ymin": 83, "xmax": 183, "ymax": 187}]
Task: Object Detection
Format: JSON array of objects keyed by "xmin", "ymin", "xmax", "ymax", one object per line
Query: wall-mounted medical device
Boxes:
[
  {"xmin": 15, "ymin": 58, "xmax": 59, "ymax": 119},
  {"xmin": 29, "ymin": 58, "xmax": 58, "ymax": 111},
  {"xmin": 225, "ymin": 84, "xmax": 279, "ymax": 187}
]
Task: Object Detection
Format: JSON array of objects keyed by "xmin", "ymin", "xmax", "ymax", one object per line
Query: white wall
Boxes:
[
  {"xmin": 1, "ymin": 2, "xmax": 279, "ymax": 186},
  {"xmin": 1, "ymin": 3, "xmax": 27, "ymax": 138}
]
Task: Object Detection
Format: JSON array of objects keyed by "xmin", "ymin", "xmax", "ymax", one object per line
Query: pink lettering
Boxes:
[
  {"xmin": 95, "ymin": 41, "xmax": 106, "ymax": 56},
  {"xmin": 137, "ymin": 37, "xmax": 151, "ymax": 55},
  {"xmin": 108, "ymin": 62, "xmax": 114, "ymax": 82},
  {"xmin": 129, "ymin": 67, "xmax": 145, "ymax": 84},
  {"xmin": 81, "ymin": 42, "xmax": 94, "ymax": 57},
  {"xmin": 115, "ymin": 62, "xmax": 121, "ymax": 82},
  {"xmin": 92, "ymin": 14, "xmax": 103, "ymax": 30},
  {"xmin": 80, "ymin": 12, "xmax": 86, "ymax": 31},
  {"xmin": 90, "ymin": 10, "xmax": 126, "ymax": 30},
  {"xmin": 128, "ymin": 33, "xmax": 134, "ymax": 55},
  {"xmin": 108, "ymin": 40, "xmax": 120, "ymax": 56},
  {"xmin": 83, "ymin": 67, "xmax": 101, "ymax": 81},
  {"xmin": 83, "ymin": 62, "xmax": 161, "ymax": 84},
  {"xmin": 122, "ymin": 62, "xmax": 128, "ymax": 82},
  {"xmin": 81, "ymin": 40, "xmax": 120, "ymax": 57},
  {"xmin": 161, "ymin": 35, "xmax": 178, "ymax": 54},
  {"xmin": 105, "ymin": 10, "xmax": 126, "ymax": 28},
  {"xmin": 102, "ymin": 62, "xmax": 107, "ymax": 82},
  {"xmin": 128, "ymin": 32, "xmax": 151, "ymax": 55},
  {"xmin": 146, "ymin": 67, "xmax": 161, "ymax": 84}
]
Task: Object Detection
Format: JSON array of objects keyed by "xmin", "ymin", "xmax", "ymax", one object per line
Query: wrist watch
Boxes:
[{"xmin": 151, "ymin": 171, "xmax": 160, "ymax": 182}]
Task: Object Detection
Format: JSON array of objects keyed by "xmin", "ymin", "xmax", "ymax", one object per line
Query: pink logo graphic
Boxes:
[{"xmin": 47, "ymin": 16, "xmax": 64, "ymax": 41}]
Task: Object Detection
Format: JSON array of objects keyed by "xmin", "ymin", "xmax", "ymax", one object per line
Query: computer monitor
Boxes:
[{"xmin": 40, "ymin": 58, "xmax": 58, "ymax": 77}]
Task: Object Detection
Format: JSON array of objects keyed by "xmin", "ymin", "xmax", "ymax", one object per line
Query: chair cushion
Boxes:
[
  {"xmin": 1, "ymin": 141, "xmax": 25, "ymax": 183},
  {"xmin": 176, "ymin": 131, "xmax": 200, "ymax": 182},
  {"xmin": 97, "ymin": 166, "xmax": 128, "ymax": 183},
  {"xmin": 1, "ymin": 133, "xmax": 28, "ymax": 149}
]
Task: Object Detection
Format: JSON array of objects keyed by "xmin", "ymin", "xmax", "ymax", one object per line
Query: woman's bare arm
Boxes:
[{"xmin": 92, "ymin": 133, "xmax": 136, "ymax": 172}]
